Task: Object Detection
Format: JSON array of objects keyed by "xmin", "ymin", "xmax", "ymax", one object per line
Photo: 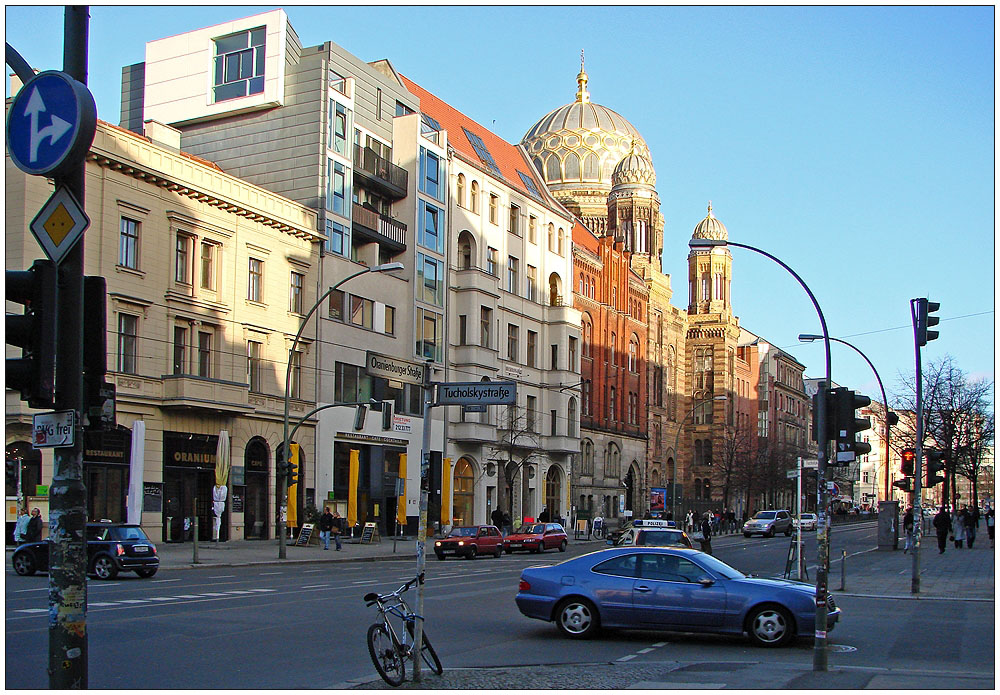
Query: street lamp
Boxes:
[
  {"xmin": 798, "ymin": 334, "xmax": 899, "ymax": 503},
  {"xmin": 279, "ymin": 261, "xmax": 404, "ymax": 559},
  {"xmin": 671, "ymin": 394, "xmax": 728, "ymax": 522},
  {"xmin": 690, "ymin": 236, "xmax": 833, "ymax": 672}
]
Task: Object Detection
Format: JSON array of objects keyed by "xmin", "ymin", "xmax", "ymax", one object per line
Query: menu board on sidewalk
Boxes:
[
  {"xmin": 295, "ymin": 523, "xmax": 314, "ymax": 546},
  {"xmin": 360, "ymin": 522, "xmax": 380, "ymax": 544}
]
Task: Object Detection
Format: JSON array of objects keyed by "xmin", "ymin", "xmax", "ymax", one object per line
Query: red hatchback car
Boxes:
[
  {"xmin": 434, "ymin": 525, "xmax": 504, "ymax": 560},
  {"xmin": 504, "ymin": 523, "xmax": 568, "ymax": 554}
]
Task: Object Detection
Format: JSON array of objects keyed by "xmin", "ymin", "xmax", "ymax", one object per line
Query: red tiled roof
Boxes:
[
  {"xmin": 572, "ymin": 220, "xmax": 600, "ymax": 254},
  {"xmin": 400, "ymin": 75, "xmax": 546, "ymax": 203}
]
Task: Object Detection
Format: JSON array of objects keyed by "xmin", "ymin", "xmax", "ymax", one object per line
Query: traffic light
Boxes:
[
  {"xmin": 287, "ymin": 442, "xmax": 300, "ymax": 487},
  {"xmin": 901, "ymin": 448, "xmax": 915, "ymax": 477},
  {"xmin": 810, "ymin": 382, "xmax": 833, "ymax": 443},
  {"xmin": 925, "ymin": 448, "xmax": 946, "ymax": 487},
  {"xmin": 831, "ymin": 387, "xmax": 872, "ymax": 465},
  {"xmin": 915, "ymin": 298, "xmax": 941, "ymax": 346},
  {"xmin": 276, "ymin": 446, "xmax": 289, "ymax": 483},
  {"xmin": 6, "ymin": 260, "xmax": 57, "ymax": 408},
  {"xmin": 892, "ymin": 478, "xmax": 911, "ymax": 492},
  {"xmin": 83, "ymin": 276, "xmax": 113, "ymax": 428}
]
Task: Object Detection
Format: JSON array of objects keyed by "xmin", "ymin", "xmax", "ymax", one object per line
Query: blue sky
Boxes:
[{"xmin": 6, "ymin": 5, "xmax": 995, "ymax": 404}]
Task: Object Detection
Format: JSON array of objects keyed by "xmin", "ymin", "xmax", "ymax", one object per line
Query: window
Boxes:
[
  {"xmin": 417, "ymin": 254, "xmax": 444, "ymax": 306},
  {"xmin": 509, "ymin": 203, "xmax": 520, "ymax": 235},
  {"xmin": 117, "ymin": 314, "xmax": 138, "ymax": 374},
  {"xmin": 526, "ymin": 395, "xmax": 537, "ymax": 432},
  {"xmin": 568, "ymin": 337, "xmax": 578, "ymax": 371},
  {"xmin": 507, "ymin": 324, "xmax": 519, "ymax": 362},
  {"xmin": 462, "ymin": 127, "xmax": 502, "ymax": 176},
  {"xmin": 351, "ymin": 295, "xmax": 374, "ymax": 329},
  {"xmin": 198, "ymin": 330, "xmax": 212, "ymax": 377},
  {"xmin": 329, "ymin": 289, "xmax": 345, "ymax": 320},
  {"xmin": 526, "ymin": 265, "xmax": 538, "ymax": 302},
  {"xmin": 551, "ymin": 344, "xmax": 559, "ymax": 370},
  {"xmin": 489, "ymin": 194, "xmax": 499, "ymax": 224},
  {"xmin": 550, "ymin": 409, "xmax": 558, "ymax": 436},
  {"xmin": 330, "ymin": 100, "xmax": 349, "ymax": 156},
  {"xmin": 582, "ymin": 380, "xmax": 592, "ymax": 415},
  {"xmin": 420, "ymin": 112, "xmax": 441, "ymax": 144},
  {"xmin": 517, "ymin": 171, "xmax": 543, "ymax": 200},
  {"xmin": 609, "ymin": 386, "xmax": 617, "ymax": 421},
  {"xmin": 486, "ymin": 247, "xmax": 499, "ymax": 276},
  {"xmin": 200, "ymin": 242, "xmax": 216, "ymax": 290},
  {"xmin": 557, "ymin": 227, "xmax": 566, "ymax": 256},
  {"xmin": 213, "ymin": 27, "xmax": 265, "ymax": 102},
  {"xmin": 527, "ymin": 330, "xmax": 537, "ymax": 368},
  {"xmin": 610, "ymin": 333, "xmax": 616, "ymax": 365},
  {"xmin": 480, "ymin": 307, "xmax": 492, "ymax": 348},
  {"xmin": 419, "ymin": 202, "xmax": 444, "ymax": 253},
  {"xmin": 376, "ymin": 87, "xmax": 383, "ymax": 120},
  {"xmin": 175, "ymin": 235, "xmax": 190, "ymax": 284},
  {"xmin": 470, "ymin": 181, "xmax": 480, "ymax": 213},
  {"xmin": 325, "ymin": 219, "xmax": 347, "ymax": 257},
  {"xmin": 547, "ymin": 223, "xmax": 555, "ymax": 252},
  {"xmin": 528, "ymin": 215, "xmax": 537, "ymax": 244},
  {"xmin": 416, "ymin": 308, "xmax": 442, "ymax": 361},
  {"xmin": 419, "ymin": 148, "xmax": 444, "ymax": 201},
  {"xmin": 119, "ymin": 218, "xmax": 139, "ymax": 269},
  {"xmin": 173, "ymin": 326, "xmax": 187, "ymax": 375},
  {"xmin": 248, "ymin": 258, "xmax": 263, "ymax": 302},
  {"xmin": 290, "ymin": 271, "xmax": 304, "ymax": 314},
  {"xmin": 384, "ymin": 306, "xmax": 395, "ymax": 335},
  {"xmin": 629, "ymin": 338, "xmax": 638, "ymax": 372},
  {"xmin": 247, "ymin": 341, "xmax": 263, "ymax": 392},
  {"xmin": 507, "ymin": 255, "xmax": 519, "ymax": 294},
  {"xmin": 335, "ymin": 362, "xmax": 373, "ymax": 404},
  {"xmin": 328, "ymin": 160, "xmax": 347, "ymax": 216},
  {"xmin": 459, "ymin": 315, "xmax": 468, "ymax": 345},
  {"xmin": 456, "ymin": 173, "xmax": 466, "ymax": 208},
  {"xmin": 330, "ymin": 70, "xmax": 347, "ymax": 95},
  {"xmin": 567, "ymin": 398, "xmax": 577, "ymax": 437},
  {"xmin": 289, "ymin": 350, "xmax": 301, "ymax": 399}
]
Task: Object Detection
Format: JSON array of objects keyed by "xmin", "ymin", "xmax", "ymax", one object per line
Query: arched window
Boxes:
[
  {"xmin": 452, "ymin": 458, "xmax": 475, "ymax": 526},
  {"xmin": 610, "ymin": 332, "xmax": 616, "ymax": 365},
  {"xmin": 564, "ymin": 152, "xmax": 580, "ymax": 180},
  {"xmin": 704, "ymin": 440, "xmax": 713, "ymax": 467},
  {"xmin": 701, "ymin": 274, "xmax": 710, "ymax": 301},
  {"xmin": 582, "ymin": 379, "xmax": 592, "ymax": 416},
  {"xmin": 557, "ymin": 227, "xmax": 565, "ymax": 255},
  {"xmin": 548, "ymin": 273, "xmax": 562, "ymax": 306},
  {"xmin": 695, "ymin": 478, "xmax": 702, "ymax": 500},
  {"xmin": 609, "ymin": 386, "xmax": 617, "ymax": 421},
  {"xmin": 456, "ymin": 173, "xmax": 466, "ymax": 208},
  {"xmin": 544, "ymin": 467, "xmax": 562, "ymax": 518},
  {"xmin": 628, "ymin": 336, "xmax": 638, "ymax": 372},
  {"xmin": 457, "ymin": 230, "xmax": 476, "ymax": 270},
  {"xmin": 584, "ymin": 153, "xmax": 600, "ymax": 179},
  {"xmin": 545, "ymin": 155, "xmax": 561, "ymax": 182},
  {"xmin": 579, "ymin": 273, "xmax": 586, "ymax": 295},
  {"xmin": 694, "ymin": 439, "xmax": 703, "ymax": 467},
  {"xmin": 567, "ymin": 397, "xmax": 578, "ymax": 437},
  {"xmin": 470, "ymin": 180, "xmax": 480, "ymax": 213},
  {"xmin": 547, "ymin": 223, "xmax": 555, "ymax": 252}
]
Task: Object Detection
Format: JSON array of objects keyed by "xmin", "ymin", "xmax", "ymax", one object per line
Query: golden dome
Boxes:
[
  {"xmin": 612, "ymin": 144, "xmax": 656, "ymax": 188},
  {"xmin": 521, "ymin": 54, "xmax": 651, "ymax": 195},
  {"xmin": 692, "ymin": 202, "xmax": 728, "ymax": 241}
]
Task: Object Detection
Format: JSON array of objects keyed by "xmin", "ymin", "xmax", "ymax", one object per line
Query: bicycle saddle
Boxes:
[{"xmin": 363, "ymin": 592, "xmax": 378, "ymax": 604}]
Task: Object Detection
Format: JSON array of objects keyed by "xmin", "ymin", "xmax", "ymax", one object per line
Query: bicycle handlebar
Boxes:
[{"xmin": 363, "ymin": 573, "xmax": 424, "ymax": 606}]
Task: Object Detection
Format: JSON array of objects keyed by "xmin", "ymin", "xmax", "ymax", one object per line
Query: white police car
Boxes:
[{"xmin": 610, "ymin": 519, "xmax": 693, "ymax": 548}]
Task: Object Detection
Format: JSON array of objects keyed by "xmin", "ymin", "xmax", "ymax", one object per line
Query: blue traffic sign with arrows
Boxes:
[{"xmin": 6, "ymin": 70, "xmax": 97, "ymax": 177}]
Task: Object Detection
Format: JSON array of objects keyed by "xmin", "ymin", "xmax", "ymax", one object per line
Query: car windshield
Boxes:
[
  {"xmin": 754, "ymin": 512, "xmax": 776, "ymax": 520},
  {"xmin": 101, "ymin": 526, "xmax": 149, "ymax": 542},
  {"xmin": 693, "ymin": 553, "xmax": 746, "ymax": 580},
  {"xmin": 515, "ymin": 524, "xmax": 545, "ymax": 534},
  {"xmin": 636, "ymin": 530, "xmax": 686, "ymax": 546},
  {"xmin": 802, "ymin": 514, "xmax": 815, "ymax": 519},
  {"xmin": 448, "ymin": 527, "xmax": 478, "ymax": 537}
]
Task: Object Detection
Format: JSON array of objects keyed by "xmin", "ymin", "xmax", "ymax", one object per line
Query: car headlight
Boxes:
[
  {"xmin": 458, "ymin": 541, "xmax": 465, "ymax": 546},
  {"xmin": 435, "ymin": 541, "xmax": 441, "ymax": 547}
]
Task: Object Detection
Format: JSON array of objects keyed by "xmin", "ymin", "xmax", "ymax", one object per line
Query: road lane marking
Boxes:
[
  {"xmin": 148, "ymin": 597, "xmax": 175, "ymax": 601},
  {"xmin": 151, "ymin": 578, "xmax": 181, "ymax": 583},
  {"xmin": 652, "ymin": 642, "xmax": 668, "ymax": 647},
  {"xmin": 14, "ymin": 588, "xmax": 48, "ymax": 593},
  {"xmin": 173, "ymin": 595, "xmax": 202, "ymax": 599},
  {"xmin": 88, "ymin": 602, "xmax": 116, "ymax": 607},
  {"xmin": 259, "ymin": 572, "xmax": 283, "ymax": 576},
  {"xmin": 248, "ymin": 588, "xmax": 276, "ymax": 592},
  {"xmin": 16, "ymin": 608, "xmax": 47, "ymax": 613},
  {"xmin": 637, "ymin": 648, "xmax": 655, "ymax": 654},
  {"xmin": 617, "ymin": 655, "xmax": 637, "ymax": 661},
  {"xmin": 117, "ymin": 599, "xmax": 151, "ymax": 603},
  {"xmin": 209, "ymin": 575, "xmax": 236, "ymax": 578},
  {"xmin": 303, "ymin": 584, "xmax": 330, "ymax": 589}
]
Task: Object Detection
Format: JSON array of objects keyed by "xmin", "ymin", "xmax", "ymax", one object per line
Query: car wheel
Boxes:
[
  {"xmin": 784, "ymin": 526, "xmax": 792, "ymax": 536},
  {"xmin": 435, "ymin": 552, "xmax": 445, "ymax": 561},
  {"xmin": 92, "ymin": 555, "xmax": 119, "ymax": 580},
  {"xmin": 494, "ymin": 545, "xmax": 502, "ymax": 558},
  {"xmin": 766, "ymin": 527, "xmax": 775, "ymax": 538},
  {"xmin": 559, "ymin": 540, "xmax": 567, "ymax": 552},
  {"xmin": 135, "ymin": 568, "xmax": 158, "ymax": 578},
  {"xmin": 13, "ymin": 552, "xmax": 36, "ymax": 576},
  {"xmin": 744, "ymin": 532, "xmax": 752, "ymax": 538},
  {"xmin": 466, "ymin": 546, "xmax": 477, "ymax": 560},
  {"xmin": 556, "ymin": 598, "xmax": 599, "ymax": 639},
  {"xmin": 747, "ymin": 604, "xmax": 794, "ymax": 647},
  {"xmin": 533, "ymin": 544, "xmax": 543, "ymax": 554}
]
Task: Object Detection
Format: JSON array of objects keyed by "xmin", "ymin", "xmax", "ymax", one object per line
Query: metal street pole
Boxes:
[
  {"xmin": 671, "ymin": 395, "xmax": 727, "ymax": 522},
  {"xmin": 49, "ymin": 7, "xmax": 90, "ymax": 688},
  {"xmin": 910, "ymin": 299, "xmax": 924, "ymax": 594},
  {"xmin": 413, "ymin": 359, "xmax": 434, "ymax": 682},
  {"xmin": 279, "ymin": 262, "xmax": 403, "ymax": 559},
  {"xmin": 690, "ymin": 237, "xmax": 832, "ymax": 671}
]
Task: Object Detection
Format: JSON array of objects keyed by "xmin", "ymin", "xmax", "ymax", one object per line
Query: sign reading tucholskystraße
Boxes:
[{"xmin": 436, "ymin": 381, "xmax": 517, "ymax": 406}]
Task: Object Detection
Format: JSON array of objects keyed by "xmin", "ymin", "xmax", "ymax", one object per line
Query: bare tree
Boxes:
[
  {"xmin": 487, "ymin": 404, "xmax": 547, "ymax": 524},
  {"xmin": 715, "ymin": 420, "xmax": 756, "ymax": 511}
]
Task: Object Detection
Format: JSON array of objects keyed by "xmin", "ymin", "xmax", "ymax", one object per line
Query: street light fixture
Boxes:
[
  {"xmin": 279, "ymin": 261, "xmax": 404, "ymax": 559},
  {"xmin": 671, "ymin": 394, "xmax": 727, "ymax": 522},
  {"xmin": 689, "ymin": 236, "xmax": 833, "ymax": 672},
  {"xmin": 798, "ymin": 334, "xmax": 898, "ymax": 503}
]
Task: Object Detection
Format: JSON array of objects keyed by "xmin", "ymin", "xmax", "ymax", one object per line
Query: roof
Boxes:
[
  {"xmin": 100, "ymin": 120, "xmax": 224, "ymax": 172},
  {"xmin": 399, "ymin": 75, "xmax": 549, "ymax": 205}
]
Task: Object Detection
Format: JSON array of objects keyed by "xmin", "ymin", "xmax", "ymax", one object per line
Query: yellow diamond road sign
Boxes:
[{"xmin": 29, "ymin": 185, "xmax": 89, "ymax": 264}]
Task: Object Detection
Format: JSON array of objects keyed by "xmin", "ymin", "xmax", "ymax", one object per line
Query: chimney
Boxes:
[{"xmin": 143, "ymin": 119, "xmax": 181, "ymax": 151}]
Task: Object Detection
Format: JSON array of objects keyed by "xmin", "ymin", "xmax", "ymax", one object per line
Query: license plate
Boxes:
[
  {"xmin": 510, "ymin": 543, "xmax": 522, "ymax": 548},
  {"xmin": 132, "ymin": 545, "xmax": 149, "ymax": 553}
]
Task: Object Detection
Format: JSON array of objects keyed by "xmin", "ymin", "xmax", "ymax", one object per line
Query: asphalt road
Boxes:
[{"xmin": 5, "ymin": 524, "xmax": 993, "ymax": 689}]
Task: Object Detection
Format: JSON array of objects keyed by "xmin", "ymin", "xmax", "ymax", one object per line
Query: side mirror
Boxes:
[{"xmin": 698, "ymin": 577, "xmax": 715, "ymax": 587}]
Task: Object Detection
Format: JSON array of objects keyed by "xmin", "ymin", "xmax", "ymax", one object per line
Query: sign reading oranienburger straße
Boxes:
[
  {"xmin": 436, "ymin": 381, "xmax": 517, "ymax": 406},
  {"xmin": 366, "ymin": 351, "xmax": 425, "ymax": 385}
]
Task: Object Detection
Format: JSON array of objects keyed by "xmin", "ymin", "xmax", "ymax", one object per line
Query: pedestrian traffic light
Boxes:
[
  {"xmin": 6, "ymin": 260, "xmax": 57, "ymax": 408},
  {"xmin": 287, "ymin": 442, "xmax": 300, "ymax": 487},
  {"xmin": 925, "ymin": 448, "xmax": 946, "ymax": 487},
  {"xmin": 914, "ymin": 298, "xmax": 941, "ymax": 346},
  {"xmin": 901, "ymin": 448, "xmax": 916, "ymax": 476},
  {"xmin": 892, "ymin": 478, "xmax": 911, "ymax": 492},
  {"xmin": 831, "ymin": 387, "xmax": 872, "ymax": 465}
]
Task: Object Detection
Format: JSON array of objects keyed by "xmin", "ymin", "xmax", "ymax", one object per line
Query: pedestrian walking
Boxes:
[
  {"xmin": 14, "ymin": 507, "xmax": 30, "ymax": 544},
  {"xmin": 685, "ymin": 510, "xmax": 694, "ymax": 533},
  {"xmin": 491, "ymin": 508, "xmax": 504, "ymax": 533},
  {"xmin": 727, "ymin": 509, "xmax": 737, "ymax": 534},
  {"xmin": 902, "ymin": 506, "xmax": 915, "ymax": 554},
  {"xmin": 951, "ymin": 508, "xmax": 966, "ymax": 548},
  {"xmin": 318, "ymin": 507, "xmax": 335, "ymax": 550},
  {"xmin": 697, "ymin": 512, "xmax": 713, "ymax": 555},
  {"xmin": 539, "ymin": 507, "xmax": 550, "ymax": 523},
  {"xmin": 331, "ymin": 511, "xmax": 344, "ymax": 550},
  {"xmin": 986, "ymin": 508, "xmax": 994, "ymax": 548},
  {"xmin": 502, "ymin": 512, "xmax": 512, "ymax": 536},
  {"xmin": 963, "ymin": 506, "xmax": 977, "ymax": 549},
  {"xmin": 933, "ymin": 507, "xmax": 951, "ymax": 554},
  {"xmin": 26, "ymin": 508, "xmax": 42, "ymax": 542}
]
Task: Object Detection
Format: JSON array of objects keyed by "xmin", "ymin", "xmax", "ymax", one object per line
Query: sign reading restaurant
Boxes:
[{"xmin": 366, "ymin": 351, "xmax": 425, "ymax": 386}]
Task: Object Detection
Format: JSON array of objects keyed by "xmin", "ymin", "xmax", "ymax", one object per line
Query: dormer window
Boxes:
[{"xmin": 213, "ymin": 27, "xmax": 266, "ymax": 103}]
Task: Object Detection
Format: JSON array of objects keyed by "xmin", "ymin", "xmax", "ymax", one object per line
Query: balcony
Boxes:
[
  {"xmin": 353, "ymin": 145, "xmax": 408, "ymax": 200},
  {"xmin": 161, "ymin": 375, "xmax": 255, "ymax": 414},
  {"xmin": 352, "ymin": 203, "xmax": 407, "ymax": 252},
  {"xmin": 449, "ymin": 420, "xmax": 496, "ymax": 443},
  {"xmin": 452, "ymin": 265, "xmax": 500, "ymax": 296},
  {"xmin": 450, "ymin": 343, "xmax": 498, "ymax": 371},
  {"xmin": 545, "ymin": 433, "xmax": 581, "ymax": 454}
]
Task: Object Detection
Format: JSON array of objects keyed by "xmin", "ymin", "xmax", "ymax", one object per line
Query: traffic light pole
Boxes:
[
  {"xmin": 910, "ymin": 299, "xmax": 924, "ymax": 594},
  {"xmin": 49, "ymin": 7, "xmax": 90, "ymax": 688}
]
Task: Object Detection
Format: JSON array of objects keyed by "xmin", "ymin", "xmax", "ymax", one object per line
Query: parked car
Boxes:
[
  {"xmin": 793, "ymin": 513, "xmax": 817, "ymax": 532},
  {"xmin": 11, "ymin": 523, "xmax": 160, "ymax": 579},
  {"xmin": 611, "ymin": 519, "xmax": 693, "ymax": 549},
  {"xmin": 504, "ymin": 523, "xmax": 568, "ymax": 554},
  {"xmin": 743, "ymin": 510, "xmax": 793, "ymax": 537},
  {"xmin": 434, "ymin": 525, "xmax": 504, "ymax": 560},
  {"xmin": 515, "ymin": 546, "xmax": 840, "ymax": 647}
]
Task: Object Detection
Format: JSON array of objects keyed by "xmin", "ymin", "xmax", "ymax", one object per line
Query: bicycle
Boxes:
[{"xmin": 363, "ymin": 574, "xmax": 443, "ymax": 686}]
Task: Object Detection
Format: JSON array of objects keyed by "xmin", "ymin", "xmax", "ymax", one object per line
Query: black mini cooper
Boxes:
[{"xmin": 12, "ymin": 523, "xmax": 160, "ymax": 579}]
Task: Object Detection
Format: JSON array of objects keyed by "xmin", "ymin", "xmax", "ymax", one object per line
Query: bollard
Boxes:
[
  {"xmin": 193, "ymin": 499, "xmax": 200, "ymax": 564},
  {"xmin": 839, "ymin": 548, "xmax": 846, "ymax": 590}
]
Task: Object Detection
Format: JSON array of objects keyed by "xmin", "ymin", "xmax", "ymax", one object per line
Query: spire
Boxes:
[
  {"xmin": 576, "ymin": 49, "xmax": 590, "ymax": 103},
  {"xmin": 707, "ymin": 201, "xmax": 713, "ymax": 217}
]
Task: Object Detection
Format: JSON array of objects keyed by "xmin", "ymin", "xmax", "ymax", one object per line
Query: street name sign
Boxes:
[
  {"xmin": 366, "ymin": 351, "xmax": 425, "ymax": 385},
  {"xmin": 29, "ymin": 185, "xmax": 90, "ymax": 264},
  {"xmin": 436, "ymin": 381, "xmax": 517, "ymax": 406},
  {"xmin": 32, "ymin": 410, "xmax": 76, "ymax": 449},
  {"xmin": 6, "ymin": 71, "xmax": 97, "ymax": 178}
]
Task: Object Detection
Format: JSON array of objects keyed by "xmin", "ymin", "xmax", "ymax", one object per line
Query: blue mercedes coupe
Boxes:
[{"xmin": 515, "ymin": 546, "xmax": 840, "ymax": 647}]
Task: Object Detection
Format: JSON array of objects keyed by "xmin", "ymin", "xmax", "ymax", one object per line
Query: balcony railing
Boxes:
[
  {"xmin": 353, "ymin": 145, "xmax": 408, "ymax": 199},
  {"xmin": 352, "ymin": 203, "xmax": 407, "ymax": 251}
]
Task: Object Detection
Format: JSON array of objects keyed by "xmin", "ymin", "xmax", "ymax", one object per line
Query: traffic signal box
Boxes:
[
  {"xmin": 831, "ymin": 387, "xmax": 872, "ymax": 466},
  {"xmin": 915, "ymin": 298, "xmax": 941, "ymax": 346},
  {"xmin": 900, "ymin": 448, "xmax": 916, "ymax": 476},
  {"xmin": 288, "ymin": 442, "xmax": 300, "ymax": 487},
  {"xmin": 6, "ymin": 260, "xmax": 57, "ymax": 408},
  {"xmin": 925, "ymin": 448, "xmax": 946, "ymax": 488}
]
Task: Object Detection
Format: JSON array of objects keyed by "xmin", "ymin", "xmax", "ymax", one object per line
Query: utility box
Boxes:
[{"xmin": 877, "ymin": 501, "xmax": 899, "ymax": 550}]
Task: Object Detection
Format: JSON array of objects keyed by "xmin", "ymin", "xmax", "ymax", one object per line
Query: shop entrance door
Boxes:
[
  {"xmin": 163, "ymin": 469, "xmax": 225, "ymax": 542},
  {"xmin": 85, "ymin": 465, "xmax": 127, "ymax": 522},
  {"xmin": 245, "ymin": 470, "xmax": 268, "ymax": 539}
]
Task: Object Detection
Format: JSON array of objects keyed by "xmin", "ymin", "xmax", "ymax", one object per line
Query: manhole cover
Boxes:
[{"xmin": 829, "ymin": 644, "xmax": 857, "ymax": 653}]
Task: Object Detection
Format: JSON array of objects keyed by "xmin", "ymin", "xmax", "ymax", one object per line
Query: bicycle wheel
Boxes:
[
  {"xmin": 406, "ymin": 621, "xmax": 444, "ymax": 675},
  {"xmin": 367, "ymin": 623, "xmax": 405, "ymax": 686}
]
